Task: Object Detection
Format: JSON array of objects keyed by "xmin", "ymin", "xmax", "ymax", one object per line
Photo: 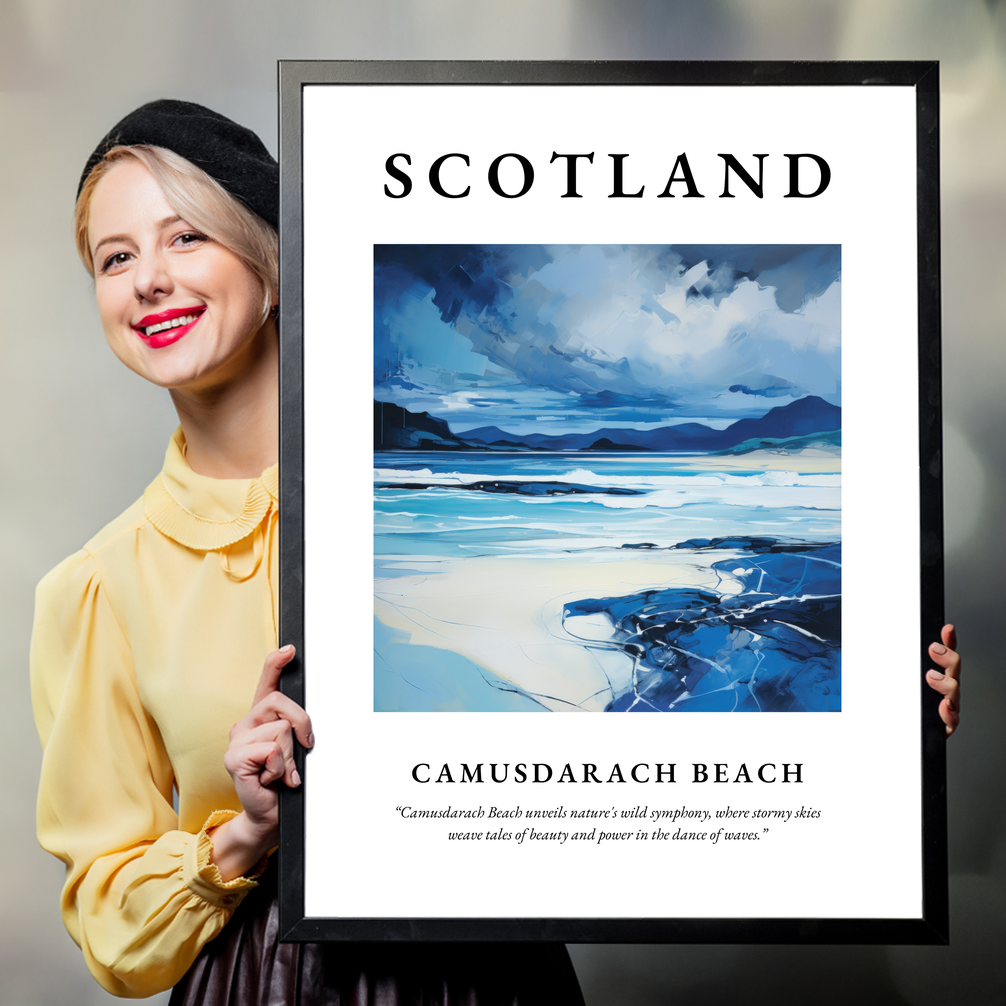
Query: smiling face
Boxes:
[{"xmin": 87, "ymin": 158, "xmax": 272, "ymax": 393}]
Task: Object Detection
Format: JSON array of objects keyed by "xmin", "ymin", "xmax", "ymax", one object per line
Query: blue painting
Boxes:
[{"xmin": 373, "ymin": 245, "xmax": 841, "ymax": 713}]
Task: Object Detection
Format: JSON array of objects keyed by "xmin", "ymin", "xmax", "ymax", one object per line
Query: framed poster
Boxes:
[{"xmin": 277, "ymin": 61, "xmax": 946, "ymax": 943}]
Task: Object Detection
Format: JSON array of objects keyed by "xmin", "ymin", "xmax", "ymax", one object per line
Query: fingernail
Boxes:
[
  {"xmin": 928, "ymin": 670, "xmax": 944, "ymax": 680},
  {"xmin": 306, "ymin": 732, "xmax": 315, "ymax": 748},
  {"xmin": 931, "ymin": 643, "xmax": 947, "ymax": 655},
  {"xmin": 292, "ymin": 768, "xmax": 301, "ymax": 787},
  {"xmin": 280, "ymin": 644, "xmax": 295, "ymax": 655}
]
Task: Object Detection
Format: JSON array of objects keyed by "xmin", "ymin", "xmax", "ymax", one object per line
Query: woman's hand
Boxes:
[
  {"xmin": 209, "ymin": 645, "xmax": 314, "ymax": 881},
  {"xmin": 926, "ymin": 624, "xmax": 961, "ymax": 738}
]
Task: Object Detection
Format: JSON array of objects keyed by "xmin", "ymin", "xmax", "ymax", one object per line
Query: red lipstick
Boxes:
[{"xmin": 132, "ymin": 306, "xmax": 205, "ymax": 349}]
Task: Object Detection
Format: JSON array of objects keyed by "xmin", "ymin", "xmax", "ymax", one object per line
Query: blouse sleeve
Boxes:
[{"xmin": 31, "ymin": 549, "xmax": 262, "ymax": 998}]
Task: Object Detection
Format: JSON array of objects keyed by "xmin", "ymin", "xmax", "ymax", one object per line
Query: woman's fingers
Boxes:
[
  {"xmin": 224, "ymin": 738, "xmax": 287, "ymax": 788},
  {"xmin": 242, "ymin": 644, "xmax": 314, "ymax": 749},
  {"xmin": 255, "ymin": 691, "xmax": 313, "ymax": 749},
  {"xmin": 230, "ymin": 719, "xmax": 302, "ymax": 788},
  {"xmin": 232, "ymin": 689, "xmax": 314, "ymax": 750},
  {"xmin": 258, "ymin": 742, "xmax": 289, "ymax": 788},
  {"xmin": 218, "ymin": 646, "xmax": 309, "ymax": 847},
  {"xmin": 925, "ymin": 676, "xmax": 961, "ymax": 736},
  {"xmin": 927, "ymin": 623, "xmax": 961, "ymax": 737},
  {"xmin": 223, "ymin": 644, "xmax": 312, "ymax": 817},
  {"xmin": 928, "ymin": 628, "xmax": 961, "ymax": 683},
  {"xmin": 941, "ymin": 623, "xmax": 958, "ymax": 654},
  {"xmin": 925, "ymin": 667, "xmax": 959, "ymax": 705},
  {"xmin": 252, "ymin": 644, "xmax": 296, "ymax": 706}
]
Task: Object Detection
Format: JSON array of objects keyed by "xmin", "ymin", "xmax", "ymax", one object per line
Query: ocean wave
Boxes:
[
  {"xmin": 375, "ymin": 466, "xmax": 839, "ymax": 492},
  {"xmin": 375, "ymin": 484, "xmax": 840, "ymax": 512},
  {"xmin": 375, "ymin": 479, "xmax": 642, "ymax": 497}
]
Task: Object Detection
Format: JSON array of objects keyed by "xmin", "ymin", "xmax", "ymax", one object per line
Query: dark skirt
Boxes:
[{"xmin": 169, "ymin": 870, "xmax": 585, "ymax": 1006}]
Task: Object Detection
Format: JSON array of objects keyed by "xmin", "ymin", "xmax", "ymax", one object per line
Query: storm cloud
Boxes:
[{"xmin": 374, "ymin": 244, "xmax": 841, "ymax": 436}]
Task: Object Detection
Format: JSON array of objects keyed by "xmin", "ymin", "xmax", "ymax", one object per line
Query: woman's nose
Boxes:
[{"xmin": 133, "ymin": 249, "xmax": 173, "ymax": 302}]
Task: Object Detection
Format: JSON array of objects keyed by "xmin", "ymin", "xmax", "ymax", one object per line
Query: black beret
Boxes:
[{"xmin": 78, "ymin": 99, "xmax": 278, "ymax": 228}]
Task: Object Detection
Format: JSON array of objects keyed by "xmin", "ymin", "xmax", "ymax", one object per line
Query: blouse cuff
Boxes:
[{"xmin": 183, "ymin": 810, "xmax": 269, "ymax": 909}]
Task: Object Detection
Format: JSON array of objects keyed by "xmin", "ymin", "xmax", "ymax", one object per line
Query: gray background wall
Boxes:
[{"xmin": 1, "ymin": 2, "xmax": 1003, "ymax": 1003}]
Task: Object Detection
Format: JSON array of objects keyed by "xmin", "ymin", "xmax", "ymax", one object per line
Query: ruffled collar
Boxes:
[{"xmin": 143, "ymin": 428, "xmax": 278, "ymax": 551}]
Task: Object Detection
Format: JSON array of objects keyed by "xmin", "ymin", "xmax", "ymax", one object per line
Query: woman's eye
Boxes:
[
  {"xmin": 101, "ymin": 251, "xmax": 132, "ymax": 273},
  {"xmin": 173, "ymin": 231, "xmax": 208, "ymax": 248}
]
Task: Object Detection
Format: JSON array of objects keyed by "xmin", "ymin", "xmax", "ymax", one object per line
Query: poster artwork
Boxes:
[{"xmin": 373, "ymin": 243, "xmax": 841, "ymax": 714}]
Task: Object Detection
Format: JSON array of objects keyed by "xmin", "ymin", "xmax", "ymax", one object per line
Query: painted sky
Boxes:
[{"xmin": 374, "ymin": 244, "xmax": 841, "ymax": 437}]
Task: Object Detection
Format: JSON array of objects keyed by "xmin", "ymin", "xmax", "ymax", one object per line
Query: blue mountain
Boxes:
[
  {"xmin": 374, "ymin": 401, "xmax": 471, "ymax": 450},
  {"xmin": 374, "ymin": 396, "xmax": 841, "ymax": 453}
]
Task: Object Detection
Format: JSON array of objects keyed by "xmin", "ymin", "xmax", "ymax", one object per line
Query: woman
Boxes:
[{"xmin": 31, "ymin": 100, "xmax": 586, "ymax": 1003}]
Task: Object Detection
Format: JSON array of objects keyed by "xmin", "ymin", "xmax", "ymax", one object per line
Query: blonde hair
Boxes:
[{"xmin": 75, "ymin": 145, "xmax": 278, "ymax": 322}]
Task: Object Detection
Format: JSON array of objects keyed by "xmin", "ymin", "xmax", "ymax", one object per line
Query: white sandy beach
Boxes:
[{"xmin": 374, "ymin": 551, "xmax": 732, "ymax": 711}]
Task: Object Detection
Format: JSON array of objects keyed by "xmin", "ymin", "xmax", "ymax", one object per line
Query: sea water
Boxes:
[
  {"xmin": 374, "ymin": 451, "xmax": 840, "ymax": 564},
  {"xmin": 374, "ymin": 451, "xmax": 841, "ymax": 712}
]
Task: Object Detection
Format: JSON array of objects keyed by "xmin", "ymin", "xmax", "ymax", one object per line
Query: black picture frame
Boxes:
[{"xmin": 277, "ymin": 60, "xmax": 945, "ymax": 944}]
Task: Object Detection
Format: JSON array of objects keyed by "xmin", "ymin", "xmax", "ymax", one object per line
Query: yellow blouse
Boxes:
[{"xmin": 31, "ymin": 429, "xmax": 279, "ymax": 998}]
